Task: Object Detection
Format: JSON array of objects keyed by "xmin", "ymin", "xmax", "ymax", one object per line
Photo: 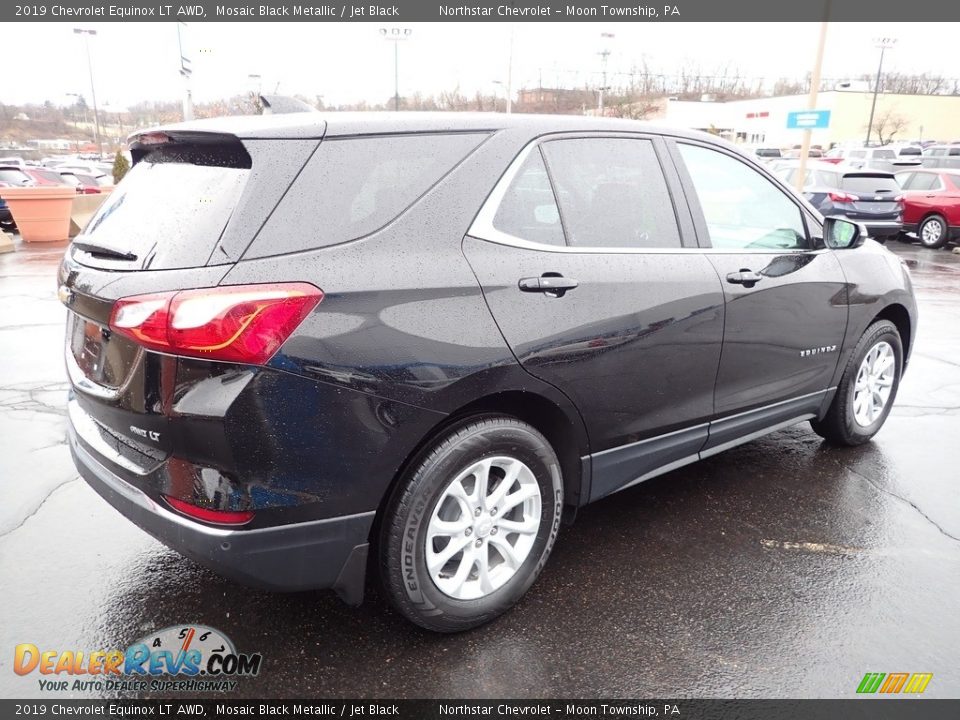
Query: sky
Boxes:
[{"xmin": 5, "ymin": 22, "xmax": 958, "ymax": 110}]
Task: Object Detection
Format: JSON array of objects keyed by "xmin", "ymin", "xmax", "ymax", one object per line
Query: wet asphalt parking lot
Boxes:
[{"xmin": 0, "ymin": 237, "xmax": 958, "ymax": 699}]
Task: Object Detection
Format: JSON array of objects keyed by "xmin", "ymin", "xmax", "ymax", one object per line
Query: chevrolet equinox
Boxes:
[{"xmin": 61, "ymin": 114, "xmax": 917, "ymax": 632}]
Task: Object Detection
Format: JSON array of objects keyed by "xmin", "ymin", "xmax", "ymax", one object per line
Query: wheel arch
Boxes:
[
  {"xmin": 369, "ymin": 388, "xmax": 590, "ymax": 550},
  {"xmin": 873, "ymin": 303, "xmax": 913, "ymax": 365}
]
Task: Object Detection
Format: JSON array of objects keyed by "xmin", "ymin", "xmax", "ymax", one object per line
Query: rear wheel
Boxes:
[
  {"xmin": 380, "ymin": 416, "xmax": 563, "ymax": 632},
  {"xmin": 811, "ymin": 320, "xmax": 902, "ymax": 446},
  {"xmin": 919, "ymin": 214, "xmax": 949, "ymax": 249}
]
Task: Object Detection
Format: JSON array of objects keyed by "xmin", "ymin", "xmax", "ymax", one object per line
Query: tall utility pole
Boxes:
[
  {"xmin": 177, "ymin": 22, "xmax": 194, "ymax": 121},
  {"xmin": 505, "ymin": 26, "xmax": 514, "ymax": 114},
  {"xmin": 597, "ymin": 32, "xmax": 614, "ymax": 114},
  {"xmin": 865, "ymin": 37, "xmax": 897, "ymax": 146},
  {"xmin": 794, "ymin": 15, "xmax": 830, "ymax": 194},
  {"xmin": 380, "ymin": 27, "xmax": 412, "ymax": 111},
  {"xmin": 73, "ymin": 28, "xmax": 102, "ymax": 158}
]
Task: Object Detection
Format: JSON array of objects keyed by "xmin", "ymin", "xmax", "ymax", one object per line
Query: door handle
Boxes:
[
  {"xmin": 518, "ymin": 275, "xmax": 579, "ymax": 296},
  {"xmin": 726, "ymin": 269, "xmax": 763, "ymax": 287}
]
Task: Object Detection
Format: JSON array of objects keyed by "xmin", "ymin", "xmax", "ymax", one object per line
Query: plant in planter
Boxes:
[{"xmin": 113, "ymin": 153, "xmax": 130, "ymax": 184}]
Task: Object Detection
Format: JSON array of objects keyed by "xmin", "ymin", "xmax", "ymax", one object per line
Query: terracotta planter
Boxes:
[{"xmin": 0, "ymin": 186, "xmax": 76, "ymax": 242}]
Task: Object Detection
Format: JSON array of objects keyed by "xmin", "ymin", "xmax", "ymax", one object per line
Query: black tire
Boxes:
[
  {"xmin": 811, "ymin": 320, "xmax": 902, "ymax": 446},
  {"xmin": 380, "ymin": 416, "xmax": 563, "ymax": 632},
  {"xmin": 918, "ymin": 214, "xmax": 949, "ymax": 249}
]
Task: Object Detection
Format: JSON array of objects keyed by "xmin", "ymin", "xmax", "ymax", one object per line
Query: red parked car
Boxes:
[
  {"xmin": 896, "ymin": 169, "xmax": 960, "ymax": 249},
  {"xmin": 22, "ymin": 167, "xmax": 70, "ymax": 187}
]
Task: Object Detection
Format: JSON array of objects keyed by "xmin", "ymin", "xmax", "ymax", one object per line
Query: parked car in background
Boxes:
[
  {"xmin": 22, "ymin": 167, "xmax": 70, "ymax": 186},
  {"xmin": 0, "ymin": 156, "xmax": 27, "ymax": 168},
  {"xmin": 895, "ymin": 168, "xmax": 960, "ymax": 249},
  {"xmin": 56, "ymin": 162, "xmax": 114, "ymax": 177},
  {"xmin": 922, "ymin": 145, "xmax": 960, "ymax": 170},
  {"xmin": 0, "ymin": 165, "xmax": 35, "ymax": 188},
  {"xmin": 752, "ymin": 147, "xmax": 782, "ymax": 163},
  {"xmin": 58, "ymin": 170, "xmax": 110, "ymax": 194},
  {"xmin": 774, "ymin": 161, "xmax": 903, "ymax": 242},
  {"xmin": 61, "ymin": 113, "xmax": 917, "ymax": 632},
  {"xmin": 845, "ymin": 147, "xmax": 922, "ymax": 173},
  {"xmin": 0, "ymin": 186, "xmax": 15, "ymax": 231}
]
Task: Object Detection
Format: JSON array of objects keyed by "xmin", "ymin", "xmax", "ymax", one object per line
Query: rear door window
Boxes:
[
  {"xmin": 247, "ymin": 133, "xmax": 487, "ymax": 258},
  {"xmin": 540, "ymin": 137, "xmax": 682, "ymax": 249}
]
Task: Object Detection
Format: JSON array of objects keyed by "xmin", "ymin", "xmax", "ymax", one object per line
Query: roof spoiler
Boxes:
[{"xmin": 128, "ymin": 131, "xmax": 251, "ymax": 168}]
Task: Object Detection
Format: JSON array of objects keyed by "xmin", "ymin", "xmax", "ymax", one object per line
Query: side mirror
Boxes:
[{"xmin": 823, "ymin": 216, "xmax": 867, "ymax": 249}]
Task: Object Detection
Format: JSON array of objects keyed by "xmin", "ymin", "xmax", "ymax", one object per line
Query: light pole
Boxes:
[
  {"xmin": 177, "ymin": 22, "xmax": 194, "ymax": 121},
  {"xmin": 505, "ymin": 26, "xmax": 514, "ymax": 114},
  {"xmin": 597, "ymin": 32, "xmax": 615, "ymax": 114},
  {"xmin": 865, "ymin": 37, "xmax": 897, "ymax": 147},
  {"xmin": 379, "ymin": 27, "xmax": 412, "ymax": 111},
  {"xmin": 492, "ymin": 80, "xmax": 505, "ymax": 112},
  {"xmin": 73, "ymin": 28, "xmax": 102, "ymax": 158},
  {"xmin": 794, "ymin": 19, "xmax": 830, "ymax": 194},
  {"xmin": 66, "ymin": 92, "xmax": 92, "ymax": 140}
]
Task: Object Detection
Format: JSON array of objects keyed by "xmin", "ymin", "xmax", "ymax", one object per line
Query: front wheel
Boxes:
[
  {"xmin": 811, "ymin": 320, "xmax": 902, "ymax": 446},
  {"xmin": 380, "ymin": 417, "xmax": 563, "ymax": 632}
]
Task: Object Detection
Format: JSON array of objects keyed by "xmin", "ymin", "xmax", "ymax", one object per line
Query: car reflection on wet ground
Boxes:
[{"xmin": 1, "ymin": 237, "xmax": 957, "ymax": 698}]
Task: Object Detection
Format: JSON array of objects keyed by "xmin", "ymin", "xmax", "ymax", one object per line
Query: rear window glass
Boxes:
[
  {"xmin": 0, "ymin": 169, "xmax": 30, "ymax": 185},
  {"xmin": 872, "ymin": 149, "xmax": 895, "ymax": 159},
  {"xmin": 247, "ymin": 133, "xmax": 487, "ymax": 258},
  {"xmin": 898, "ymin": 147, "xmax": 922, "ymax": 156},
  {"xmin": 755, "ymin": 148, "xmax": 781, "ymax": 158},
  {"xmin": 841, "ymin": 175, "xmax": 900, "ymax": 194},
  {"xmin": 78, "ymin": 147, "xmax": 249, "ymax": 269}
]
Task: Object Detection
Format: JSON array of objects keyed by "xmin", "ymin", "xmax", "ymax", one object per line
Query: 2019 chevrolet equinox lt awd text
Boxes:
[{"xmin": 61, "ymin": 114, "xmax": 917, "ymax": 632}]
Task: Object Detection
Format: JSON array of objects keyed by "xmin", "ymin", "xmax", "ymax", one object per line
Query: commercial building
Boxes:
[{"xmin": 650, "ymin": 90, "xmax": 960, "ymax": 148}]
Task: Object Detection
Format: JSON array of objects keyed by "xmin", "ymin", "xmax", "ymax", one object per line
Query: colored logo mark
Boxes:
[{"xmin": 857, "ymin": 672, "xmax": 933, "ymax": 694}]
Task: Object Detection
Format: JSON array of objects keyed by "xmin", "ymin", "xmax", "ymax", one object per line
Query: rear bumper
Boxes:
[
  {"xmin": 862, "ymin": 220, "xmax": 903, "ymax": 238},
  {"xmin": 69, "ymin": 423, "xmax": 374, "ymax": 604}
]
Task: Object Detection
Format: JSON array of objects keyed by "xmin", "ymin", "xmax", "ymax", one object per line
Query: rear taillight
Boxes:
[
  {"xmin": 828, "ymin": 191, "xmax": 859, "ymax": 203},
  {"xmin": 163, "ymin": 495, "xmax": 254, "ymax": 526},
  {"xmin": 109, "ymin": 282, "xmax": 322, "ymax": 364}
]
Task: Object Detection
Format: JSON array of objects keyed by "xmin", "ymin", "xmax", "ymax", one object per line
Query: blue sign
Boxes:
[{"xmin": 787, "ymin": 110, "xmax": 831, "ymax": 130}]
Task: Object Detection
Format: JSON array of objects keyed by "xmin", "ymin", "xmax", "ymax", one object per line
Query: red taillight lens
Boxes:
[
  {"xmin": 109, "ymin": 282, "xmax": 322, "ymax": 364},
  {"xmin": 163, "ymin": 495, "xmax": 254, "ymax": 526},
  {"xmin": 828, "ymin": 191, "xmax": 859, "ymax": 203}
]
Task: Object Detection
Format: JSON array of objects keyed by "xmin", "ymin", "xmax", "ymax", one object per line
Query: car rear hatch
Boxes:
[
  {"xmin": 62, "ymin": 125, "xmax": 324, "ymax": 480},
  {"xmin": 839, "ymin": 173, "xmax": 902, "ymax": 219}
]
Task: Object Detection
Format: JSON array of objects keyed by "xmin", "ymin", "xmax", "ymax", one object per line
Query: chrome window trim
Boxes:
[
  {"xmin": 470, "ymin": 135, "xmax": 829, "ymax": 256},
  {"xmin": 470, "ymin": 135, "xmax": 697, "ymax": 255}
]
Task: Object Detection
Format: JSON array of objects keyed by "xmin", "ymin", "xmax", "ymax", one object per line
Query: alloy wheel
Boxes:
[
  {"xmin": 853, "ymin": 341, "xmax": 896, "ymax": 427},
  {"xmin": 921, "ymin": 218, "xmax": 944, "ymax": 246},
  {"xmin": 425, "ymin": 456, "xmax": 541, "ymax": 600}
]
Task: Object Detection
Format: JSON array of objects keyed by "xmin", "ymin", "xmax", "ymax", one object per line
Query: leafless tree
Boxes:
[{"xmin": 869, "ymin": 108, "xmax": 908, "ymax": 145}]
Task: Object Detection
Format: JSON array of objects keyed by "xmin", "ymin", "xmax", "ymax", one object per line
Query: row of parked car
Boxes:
[
  {"xmin": 755, "ymin": 142, "xmax": 960, "ymax": 174},
  {"xmin": 0, "ymin": 158, "xmax": 114, "ymax": 232},
  {"xmin": 771, "ymin": 160, "xmax": 960, "ymax": 249}
]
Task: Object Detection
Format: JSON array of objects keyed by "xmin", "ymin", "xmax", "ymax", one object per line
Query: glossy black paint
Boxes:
[{"xmin": 62, "ymin": 113, "xmax": 918, "ymax": 602}]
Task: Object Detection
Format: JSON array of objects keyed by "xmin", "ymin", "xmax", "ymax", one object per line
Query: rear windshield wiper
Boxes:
[{"xmin": 72, "ymin": 241, "xmax": 138, "ymax": 262}]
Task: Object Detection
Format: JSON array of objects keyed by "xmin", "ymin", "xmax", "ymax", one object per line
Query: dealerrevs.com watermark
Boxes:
[{"xmin": 13, "ymin": 625, "xmax": 262, "ymax": 694}]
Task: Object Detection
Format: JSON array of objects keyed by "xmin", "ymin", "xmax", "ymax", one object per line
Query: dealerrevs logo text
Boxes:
[{"xmin": 13, "ymin": 625, "xmax": 262, "ymax": 691}]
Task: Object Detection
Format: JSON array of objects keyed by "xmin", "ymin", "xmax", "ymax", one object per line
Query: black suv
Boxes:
[{"xmin": 62, "ymin": 114, "xmax": 917, "ymax": 632}]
